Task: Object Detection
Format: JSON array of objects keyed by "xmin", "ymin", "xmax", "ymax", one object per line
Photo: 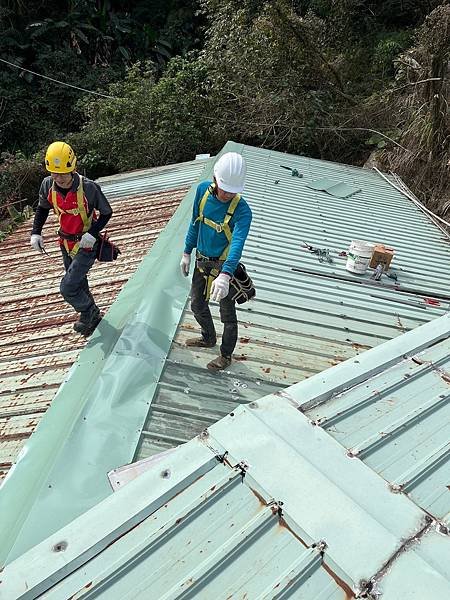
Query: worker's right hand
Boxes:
[
  {"xmin": 30, "ymin": 234, "xmax": 44, "ymax": 253},
  {"xmin": 180, "ymin": 253, "xmax": 191, "ymax": 277}
]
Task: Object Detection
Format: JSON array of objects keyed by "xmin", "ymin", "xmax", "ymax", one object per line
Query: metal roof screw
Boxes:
[
  {"xmin": 161, "ymin": 469, "xmax": 171, "ymax": 479},
  {"xmin": 249, "ymin": 402, "xmax": 258, "ymax": 409},
  {"xmin": 437, "ymin": 523, "xmax": 449, "ymax": 535},
  {"xmin": 389, "ymin": 483, "xmax": 403, "ymax": 493},
  {"xmin": 52, "ymin": 540, "xmax": 68, "ymax": 553},
  {"xmin": 315, "ymin": 539, "xmax": 327, "ymax": 552}
]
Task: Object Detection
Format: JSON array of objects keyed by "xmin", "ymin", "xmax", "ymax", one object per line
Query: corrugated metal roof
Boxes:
[
  {"xmin": 0, "ymin": 158, "xmax": 206, "ymax": 483},
  {"xmin": 134, "ymin": 141, "xmax": 449, "ymax": 459},
  {"xmin": 302, "ymin": 332, "xmax": 450, "ymax": 520},
  {"xmin": 96, "ymin": 159, "xmax": 209, "ymax": 199},
  {"xmin": 1, "ymin": 142, "xmax": 449, "ymax": 567},
  {"xmin": 2, "ymin": 314, "xmax": 449, "ymax": 599}
]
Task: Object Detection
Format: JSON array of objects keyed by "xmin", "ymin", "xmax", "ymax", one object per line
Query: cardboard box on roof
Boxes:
[{"xmin": 370, "ymin": 244, "xmax": 394, "ymax": 271}]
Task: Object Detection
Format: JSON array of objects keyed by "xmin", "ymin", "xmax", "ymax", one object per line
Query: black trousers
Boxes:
[
  {"xmin": 60, "ymin": 245, "xmax": 97, "ymax": 314},
  {"xmin": 190, "ymin": 262, "xmax": 238, "ymax": 358}
]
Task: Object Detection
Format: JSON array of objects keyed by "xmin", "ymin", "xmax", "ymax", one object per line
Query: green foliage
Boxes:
[
  {"xmin": 0, "ymin": 0, "xmax": 201, "ymax": 154},
  {"xmin": 76, "ymin": 57, "xmax": 214, "ymax": 172},
  {"xmin": 0, "ymin": 152, "xmax": 45, "ymax": 234},
  {"xmin": 373, "ymin": 31, "xmax": 412, "ymax": 77},
  {"xmin": 377, "ymin": 5, "xmax": 450, "ymax": 212},
  {"xmin": 1, "ymin": 0, "xmax": 449, "ymax": 218}
]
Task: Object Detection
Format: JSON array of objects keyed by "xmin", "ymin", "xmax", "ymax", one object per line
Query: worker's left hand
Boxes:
[
  {"xmin": 210, "ymin": 273, "xmax": 231, "ymax": 302},
  {"xmin": 79, "ymin": 232, "xmax": 97, "ymax": 249}
]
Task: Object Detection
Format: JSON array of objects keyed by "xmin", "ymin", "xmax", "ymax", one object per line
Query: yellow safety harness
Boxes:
[
  {"xmin": 195, "ymin": 184, "xmax": 241, "ymax": 299},
  {"xmin": 49, "ymin": 176, "xmax": 92, "ymax": 257}
]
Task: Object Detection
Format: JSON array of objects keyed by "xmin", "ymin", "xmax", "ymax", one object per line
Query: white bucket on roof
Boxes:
[{"xmin": 346, "ymin": 240, "xmax": 374, "ymax": 274}]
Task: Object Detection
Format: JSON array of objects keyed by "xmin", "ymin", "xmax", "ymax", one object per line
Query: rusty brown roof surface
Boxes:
[{"xmin": 0, "ymin": 188, "xmax": 187, "ymax": 482}]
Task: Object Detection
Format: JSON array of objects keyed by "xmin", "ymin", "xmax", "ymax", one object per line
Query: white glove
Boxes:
[
  {"xmin": 180, "ymin": 253, "xmax": 191, "ymax": 277},
  {"xmin": 79, "ymin": 232, "xmax": 97, "ymax": 249},
  {"xmin": 210, "ymin": 273, "xmax": 230, "ymax": 302},
  {"xmin": 30, "ymin": 234, "xmax": 44, "ymax": 252}
]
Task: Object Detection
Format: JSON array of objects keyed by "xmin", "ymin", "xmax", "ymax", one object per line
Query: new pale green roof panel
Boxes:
[
  {"xmin": 3, "ymin": 316, "xmax": 450, "ymax": 599},
  {"xmin": 1, "ymin": 142, "xmax": 449, "ymax": 568},
  {"xmin": 301, "ymin": 327, "xmax": 450, "ymax": 520}
]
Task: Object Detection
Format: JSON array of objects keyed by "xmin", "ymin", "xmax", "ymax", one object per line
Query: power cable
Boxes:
[{"xmin": 0, "ymin": 57, "xmax": 118, "ymax": 99}]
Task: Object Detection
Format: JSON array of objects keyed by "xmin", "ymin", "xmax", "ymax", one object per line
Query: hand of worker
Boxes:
[
  {"xmin": 30, "ymin": 234, "xmax": 44, "ymax": 253},
  {"xmin": 210, "ymin": 273, "xmax": 230, "ymax": 302},
  {"xmin": 180, "ymin": 253, "xmax": 191, "ymax": 277},
  {"xmin": 79, "ymin": 232, "xmax": 97, "ymax": 249}
]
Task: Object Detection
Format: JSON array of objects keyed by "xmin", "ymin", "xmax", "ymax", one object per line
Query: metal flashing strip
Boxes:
[{"xmin": 0, "ymin": 160, "xmax": 212, "ymax": 565}]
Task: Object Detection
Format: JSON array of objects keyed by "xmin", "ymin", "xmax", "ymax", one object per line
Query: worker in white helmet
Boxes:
[{"xmin": 180, "ymin": 152, "xmax": 252, "ymax": 371}]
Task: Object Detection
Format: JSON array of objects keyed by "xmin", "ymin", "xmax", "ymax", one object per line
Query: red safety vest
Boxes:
[{"xmin": 47, "ymin": 176, "xmax": 94, "ymax": 255}]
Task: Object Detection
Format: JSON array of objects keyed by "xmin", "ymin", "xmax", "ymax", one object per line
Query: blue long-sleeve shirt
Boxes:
[{"xmin": 184, "ymin": 181, "xmax": 252, "ymax": 276}]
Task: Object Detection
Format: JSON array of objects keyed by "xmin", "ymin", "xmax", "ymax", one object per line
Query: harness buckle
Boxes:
[{"xmin": 215, "ymin": 223, "xmax": 223, "ymax": 233}]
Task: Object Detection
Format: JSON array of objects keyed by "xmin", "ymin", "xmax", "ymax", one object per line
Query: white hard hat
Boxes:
[{"xmin": 213, "ymin": 152, "xmax": 247, "ymax": 194}]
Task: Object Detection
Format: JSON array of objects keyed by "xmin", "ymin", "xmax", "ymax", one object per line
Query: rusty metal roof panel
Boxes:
[
  {"xmin": 3, "ymin": 317, "xmax": 450, "ymax": 599},
  {"xmin": 0, "ymin": 180, "xmax": 193, "ymax": 483},
  {"xmin": 95, "ymin": 159, "xmax": 208, "ymax": 199}
]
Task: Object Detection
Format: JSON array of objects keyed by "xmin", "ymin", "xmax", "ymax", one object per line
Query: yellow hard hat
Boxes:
[{"xmin": 45, "ymin": 141, "xmax": 77, "ymax": 173}]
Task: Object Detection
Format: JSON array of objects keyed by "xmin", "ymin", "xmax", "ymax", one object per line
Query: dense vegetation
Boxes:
[{"xmin": 1, "ymin": 0, "xmax": 449, "ymax": 228}]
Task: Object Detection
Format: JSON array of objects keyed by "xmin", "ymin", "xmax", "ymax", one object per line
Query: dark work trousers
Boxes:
[
  {"xmin": 60, "ymin": 245, "xmax": 97, "ymax": 314},
  {"xmin": 190, "ymin": 261, "xmax": 238, "ymax": 358}
]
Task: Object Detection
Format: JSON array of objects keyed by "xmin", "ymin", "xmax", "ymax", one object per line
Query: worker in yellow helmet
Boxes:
[{"xmin": 30, "ymin": 141, "xmax": 113, "ymax": 336}]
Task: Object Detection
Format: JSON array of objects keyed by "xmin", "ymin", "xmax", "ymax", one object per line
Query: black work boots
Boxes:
[{"xmin": 73, "ymin": 305, "xmax": 102, "ymax": 336}]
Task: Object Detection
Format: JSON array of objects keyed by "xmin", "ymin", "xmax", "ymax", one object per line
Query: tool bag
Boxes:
[
  {"xmin": 96, "ymin": 231, "xmax": 121, "ymax": 262},
  {"xmin": 230, "ymin": 263, "xmax": 256, "ymax": 304}
]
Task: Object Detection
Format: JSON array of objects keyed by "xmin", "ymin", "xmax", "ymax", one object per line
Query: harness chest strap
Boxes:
[
  {"xmin": 50, "ymin": 176, "xmax": 92, "ymax": 256},
  {"xmin": 195, "ymin": 184, "xmax": 241, "ymax": 260}
]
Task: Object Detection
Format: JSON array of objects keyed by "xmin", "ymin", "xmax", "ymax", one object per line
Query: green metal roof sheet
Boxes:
[
  {"xmin": 1, "ymin": 142, "xmax": 449, "ymax": 568},
  {"xmin": 2, "ymin": 315, "xmax": 450, "ymax": 598},
  {"xmin": 135, "ymin": 141, "xmax": 449, "ymax": 459}
]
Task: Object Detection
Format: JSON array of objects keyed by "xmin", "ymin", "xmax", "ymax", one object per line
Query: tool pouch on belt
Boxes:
[
  {"xmin": 96, "ymin": 232, "xmax": 121, "ymax": 262},
  {"xmin": 230, "ymin": 263, "xmax": 256, "ymax": 304}
]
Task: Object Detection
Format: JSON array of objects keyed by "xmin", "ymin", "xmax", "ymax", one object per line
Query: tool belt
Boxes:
[
  {"xmin": 230, "ymin": 263, "xmax": 256, "ymax": 304},
  {"xmin": 196, "ymin": 251, "xmax": 223, "ymax": 264},
  {"xmin": 196, "ymin": 253, "xmax": 255, "ymax": 304},
  {"xmin": 58, "ymin": 229, "xmax": 120, "ymax": 261},
  {"xmin": 58, "ymin": 229, "xmax": 82, "ymax": 242},
  {"xmin": 96, "ymin": 231, "xmax": 120, "ymax": 262}
]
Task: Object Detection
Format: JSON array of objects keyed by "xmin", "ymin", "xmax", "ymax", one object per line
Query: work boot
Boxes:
[
  {"xmin": 185, "ymin": 337, "xmax": 216, "ymax": 348},
  {"xmin": 207, "ymin": 355, "xmax": 232, "ymax": 372},
  {"xmin": 73, "ymin": 306, "xmax": 102, "ymax": 337}
]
